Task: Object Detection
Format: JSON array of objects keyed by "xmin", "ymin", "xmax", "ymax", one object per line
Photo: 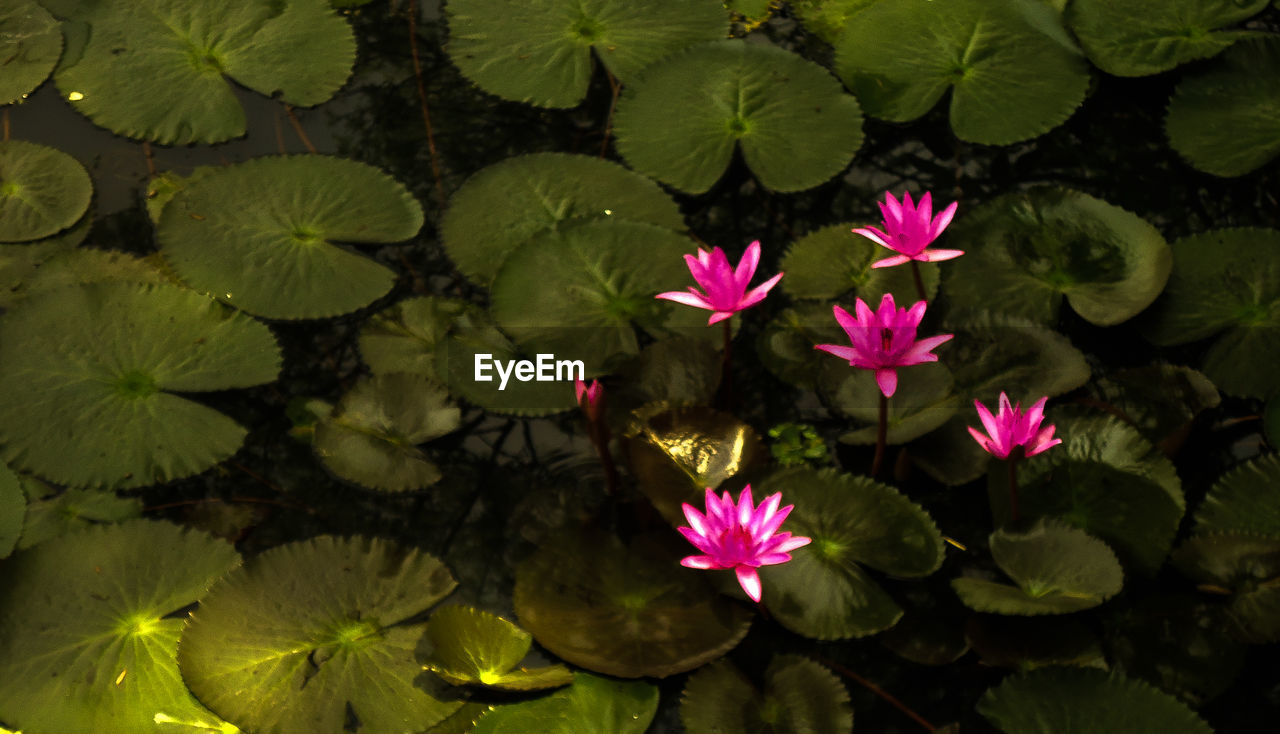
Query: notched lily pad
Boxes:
[
  {"xmin": 421, "ymin": 605, "xmax": 573, "ymax": 691},
  {"xmin": 358, "ymin": 296, "xmax": 469, "ymax": 377},
  {"xmin": 1173, "ymin": 533, "xmax": 1280, "ymax": 644},
  {"xmin": 681, "ymin": 656, "xmax": 853, "ymax": 734},
  {"xmin": 781, "ymin": 222, "xmax": 939, "ymax": 304},
  {"xmin": 0, "ymin": 140, "xmax": 92, "ymax": 243},
  {"xmin": 17, "ymin": 481, "xmax": 142, "ymax": 550},
  {"xmin": 0, "ymin": 0, "xmax": 62, "ymax": 106},
  {"xmin": 1194, "ymin": 453, "xmax": 1280, "ymax": 538}
]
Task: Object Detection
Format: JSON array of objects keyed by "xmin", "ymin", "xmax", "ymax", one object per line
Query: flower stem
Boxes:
[
  {"xmin": 588, "ymin": 411, "xmax": 620, "ymax": 497},
  {"xmin": 1007, "ymin": 453, "xmax": 1020, "ymax": 524},
  {"xmin": 871, "ymin": 392, "xmax": 887, "ymax": 478},
  {"xmin": 812, "ymin": 654, "xmax": 937, "ymax": 732},
  {"xmin": 718, "ymin": 319, "xmax": 733, "ymax": 409},
  {"xmin": 910, "ymin": 261, "xmax": 927, "ymax": 302}
]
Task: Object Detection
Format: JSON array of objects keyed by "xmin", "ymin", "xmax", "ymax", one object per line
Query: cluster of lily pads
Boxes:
[{"xmin": 0, "ymin": 0, "xmax": 1278, "ymax": 733}]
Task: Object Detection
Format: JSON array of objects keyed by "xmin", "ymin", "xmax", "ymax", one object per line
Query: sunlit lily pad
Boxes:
[
  {"xmin": 943, "ymin": 188, "xmax": 1171, "ymax": 326},
  {"xmin": 1140, "ymin": 228, "xmax": 1280, "ymax": 398},
  {"xmin": 681, "ymin": 656, "xmax": 853, "ymax": 734},
  {"xmin": 0, "ymin": 140, "xmax": 92, "ymax": 242},
  {"xmin": 0, "ymin": 465, "xmax": 22, "ymax": 558},
  {"xmin": 952, "ymin": 521, "xmax": 1124, "ymax": 615},
  {"xmin": 179, "ymin": 536, "xmax": 462, "ymax": 733},
  {"xmin": 780, "ymin": 222, "xmax": 939, "ymax": 304},
  {"xmin": 615, "ymin": 40, "xmax": 864, "ymax": 193},
  {"xmin": 1172, "ymin": 533, "xmax": 1280, "ymax": 643},
  {"xmin": 0, "ymin": 1, "xmax": 62, "ymax": 106},
  {"xmin": 17, "ymin": 481, "xmax": 142, "ymax": 550},
  {"xmin": 0, "ymin": 282, "xmax": 281, "ymax": 488},
  {"xmin": 359, "ymin": 296, "xmax": 468, "ymax": 376},
  {"xmin": 757, "ymin": 467, "xmax": 944, "ymax": 639},
  {"xmin": 314, "ymin": 373, "xmax": 460, "ymax": 492},
  {"xmin": 421, "ymin": 605, "xmax": 573, "ymax": 691},
  {"xmin": 441, "ymin": 153, "xmax": 685, "ymax": 285},
  {"xmin": 821, "ymin": 361, "xmax": 959, "ymax": 445},
  {"xmin": 446, "ymin": 0, "xmax": 727, "ymax": 108},
  {"xmin": 55, "ymin": 0, "xmax": 355, "ymax": 144},
  {"xmin": 158, "ymin": 155, "xmax": 423, "ymax": 319},
  {"xmin": 836, "ymin": 0, "xmax": 1089, "ymax": 144},
  {"xmin": 979, "ymin": 667, "xmax": 1215, "ymax": 734},
  {"xmin": 1194, "ymin": 453, "xmax": 1280, "ymax": 538},
  {"xmin": 0, "ymin": 520, "xmax": 241, "ymax": 733},
  {"xmin": 513, "ymin": 526, "xmax": 753, "ymax": 678},
  {"xmin": 1067, "ymin": 0, "xmax": 1268, "ymax": 77},
  {"xmin": 471, "ymin": 672, "xmax": 657, "ymax": 734},
  {"xmin": 20, "ymin": 247, "xmax": 171, "ymax": 298}
]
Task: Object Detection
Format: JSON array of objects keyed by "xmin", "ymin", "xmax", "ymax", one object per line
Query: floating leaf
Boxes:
[
  {"xmin": 944, "ymin": 188, "xmax": 1171, "ymax": 326},
  {"xmin": 513, "ymin": 526, "xmax": 753, "ymax": 678},
  {"xmin": 0, "ymin": 520, "xmax": 240, "ymax": 734},
  {"xmin": 681, "ymin": 656, "xmax": 853, "ymax": 734},
  {"xmin": 615, "ymin": 40, "xmax": 864, "ymax": 193},
  {"xmin": 792, "ymin": 0, "xmax": 879, "ymax": 43},
  {"xmin": 0, "ymin": 283, "xmax": 281, "ymax": 488},
  {"xmin": 359, "ymin": 296, "xmax": 468, "ymax": 377},
  {"xmin": 441, "ymin": 153, "xmax": 684, "ymax": 286},
  {"xmin": 618, "ymin": 336, "xmax": 721, "ymax": 408},
  {"xmin": 1194, "ymin": 454, "xmax": 1280, "ymax": 538},
  {"xmin": 952, "ymin": 521, "xmax": 1124, "ymax": 615},
  {"xmin": 1067, "ymin": 0, "xmax": 1268, "ymax": 77},
  {"xmin": 0, "ymin": 0, "xmax": 62, "ymax": 106},
  {"xmin": 17, "ymin": 483, "xmax": 142, "ymax": 550},
  {"xmin": 758, "ymin": 467, "xmax": 944, "ymax": 639},
  {"xmin": 20, "ymin": 247, "xmax": 171, "ymax": 298},
  {"xmin": 822, "ymin": 361, "xmax": 959, "ymax": 445},
  {"xmin": 55, "ymin": 0, "xmax": 355, "ymax": 144},
  {"xmin": 158, "ymin": 155, "xmax": 423, "ymax": 319},
  {"xmin": 757, "ymin": 303, "xmax": 846, "ymax": 390},
  {"xmin": 1082, "ymin": 365, "xmax": 1220, "ymax": 452},
  {"xmin": 780, "ymin": 222, "xmax": 939, "ymax": 304},
  {"xmin": 1172, "ymin": 533, "xmax": 1280, "ymax": 643},
  {"xmin": 422, "ymin": 605, "xmax": 572, "ymax": 691},
  {"xmin": 179, "ymin": 536, "xmax": 461, "ymax": 733},
  {"xmin": 0, "ymin": 465, "xmax": 22, "ymax": 558},
  {"xmin": 836, "ymin": 0, "xmax": 1090, "ymax": 144},
  {"xmin": 0, "ymin": 140, "xmax": 92, "ymax": 242},
  {"xmin": 471, "ymin": 672, "xmax": 658, "ymax": 734},
  {"xmin": 445, "ymin": 0, "xmax": 727, "ymax": 108},
  {"xmin": 314, "ymin": 373, "xmax": 460, "ymax": 492}
]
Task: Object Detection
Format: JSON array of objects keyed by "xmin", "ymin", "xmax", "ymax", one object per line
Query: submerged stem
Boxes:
[
  {"xmin": 910, "ymin": 260, "xmax": 927, "ymax": 302},
  {"xmin": 408, "ymin": 0, "xmax": 446, "ymax": 209},
  {"xmin": 1007, "ymin": 449, "xmax": 1022, "ymax": 524},
  {"xmin": 718, "ymin": 319, "xmax": 733, "ymax": 409}
]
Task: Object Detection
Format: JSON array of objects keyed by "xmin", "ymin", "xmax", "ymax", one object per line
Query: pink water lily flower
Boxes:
[
  {"xmin": 853, "ymin": 191, "xmax": 962, "ymax": 269},
  {"xmin": 574, "ymin": 378, "xmax": 603, "ymax": 419},
  {"xmin": 814, "ymin": 293, "xmax": 953, "ymax": 398},
  {"xmin": 678, "ymin": 485, "xmax": 811, "ymax": 603},
  {"xmin": 968, "ymin": 393, "xmax": 1062, "ymax": 459},
  {"xmin": 655, "ymin": 240, "xmax": 783, "ymax": 325}
]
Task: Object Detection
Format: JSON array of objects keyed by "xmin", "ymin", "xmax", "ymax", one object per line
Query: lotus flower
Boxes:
[
  {"xmin": 853, "ymin": 191, "xmax": 962, "ymax": 269},
  {"xmin": 968, "ymin": 393, "xmax": 1062, "ymax": 459},
  {"xmin": 678, "ymin": 485, "xmax": 811, "ymax": 603},
  {"xmin": 655, "ymin": 240, "xmax": 783, "ymax": 325},
  {"xmin": 814, "ymin": 294, "xmax": 953, "ymax": 398},
  {"xmin": 575, "ymin": 378, "xmax": 603, "ymax": 420}
]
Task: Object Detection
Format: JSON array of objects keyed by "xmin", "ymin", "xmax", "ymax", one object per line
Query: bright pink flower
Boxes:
[
  {"xmin": 575, "ymin": 378, "xmax": 603, "ymax": 420},
  {"xmin": 814, "ymin": 294, "xmax": 953, "ymax": 398},
  {"xmin": 968, "ymin": 393, "xmax": 1062, "ymax": 459},
  {"xmin": 853, "ymin": 191, "xmax": 962, "ymax": 269},
  {"xmin": 678, "ymin": 485, "xmax": 811, "ymax": 603},
  {"xmin": 655, "ymin": 240, "xmax": 783, "ymax": 325}
]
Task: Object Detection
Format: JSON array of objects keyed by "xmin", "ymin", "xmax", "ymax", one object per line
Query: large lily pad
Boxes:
[
  {"xmin": 158, "ymin": 155, "xmax": 423, "ymax": 319},
  {"xmin": 757, "ymin": 467, "xmax": 945, "ymax": 639},
  {"xmin": 441, "ymin": 153, "xmax": 684, "ymax": 286},
  {"xmin": 179, "ymin": 536, "xmax": 462, "ymax": 733},
  {"xmin": 445, "ymin": 0, "xmax": 727, "ymax": 108},
  {"xmin": 1140, "ymin": 228, "xmax": 1280, "ymax": 398},
  {"xmin": 421, "ymin": 605, "xmax": 572, "ymax": 691},
  {"xmin": 821, "ymin": 361, "xmax": 959, "ymax": 445},
  {"xmin": 0, "ymin": 1, "xmax": 62, "ymax": 106},
  {"xmin": 681, "ymin": 656, "xmax": 853, "ymax": 734},
  {"xmin": 55, "ymin": 0, "xmax": 355, "ymax": 144},
  {"xmin": 1067, "ymin": 0, "xmax": 1268, "ymax": 77},
  {"xmin": 780, "ymin": 222, "xmax": 940, "ymax": 304},
  {"xmin": 0, "ymin": 520, "xmax": 241, "ymax": 734},
  {"xmin": 943, "ymin": 188, "xmax": 1171, "ymax": 326},
  {"xmin": 513, "ymin": 526, "xmax": 753, "ymax": 678},
  {"xmin": 471, "ymin": 672, "xmax": 658, "ymax": 734},
  {"xmin": 1172, "ymin": 533, "xmax": 1280, "ymax": 643},
  {"xmin": 0, "ymin": 282, "xmax": 281, "ymax": 488},
  {"xmin": 359, "ymin": 296, "xmax": 468, "ymax": 377},
  {"xmin": 18, "ymin": 247, "xmax": 171, "ymax": 302},
  {"xmin": 0, "ymin": 140, "xmax": 92, "ymax": 243},
  {"xmin": 835, "ymin": 0, "xmax": 1090, "ymax": 145},
  {"xmin": 1194, "ymin": 453, "xmax": 1280, "ymax": 538},
  {"xmin": 614, "ymin": 40, "xmax": 864, "ymax": 194}
]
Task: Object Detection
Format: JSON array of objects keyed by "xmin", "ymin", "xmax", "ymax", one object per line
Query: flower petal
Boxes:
[
  {"xmin": 656, "ymin": 291, "xmax": 713, "ymax": 309},
  {"xmin": 681, "ymin": 554, "xmax": 721, "ymax": 570},
  {"xmin": 814, "ymin": 343, "xmax": 861, "ymax": 363},
  {"xmin": 917, "ymin": 248, "xmax": 964, "ymax": 262},
  {"xmin": 852, "ymin": 226, "xmax": 892, "ymax": 249},
  {"xmin": 930, "ymin": 201, "xmax": 958, "ymax": 239},
  {"xmin": 739, "ymin": 271, "xmax": 784, "ymax": 310},
  {"xmin": 735, "ymin": 566, "xmax": 763, "ymax": 602},
  {"xmin": 734, "ymin": 240, "xmax": 761, "ymax": 291},
  {"xmin": 876, "ymin": 368, "xmax": 898, "ymax": 397},
  {"xmin": 681, "ymin": 503, "xmax": 710, "ymax": 537},
  {"xmin": 869, "ymin": 255, "xmax": 912, "ymax": 268},
  {"xmin": 707, "ymin": 310, "xmax": 735, "ymax": 325}
]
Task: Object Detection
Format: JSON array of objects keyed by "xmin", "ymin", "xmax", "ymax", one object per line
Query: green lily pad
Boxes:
[
  {"xmin": 836, "ymin": 0, "xmax": 1090, "ymax": 144},
  {"xmin": 471, "ymin": 672, "xmax": 658, "ymax": 734},
  {"xmin": 55, "ymin": 0, "xmax": 355, "ymax": 144},
  {"xmin": 441, "ymin": 153, "xmax": 684, "ymax": 286},
  {"xmin": 1167, "ymin": 36, "xmax": 1280, "ymax": 177},
  {"xmin": 1195, "ymin": 453, "xmax": 1280, "ymax": 538},
  {"xmin": 821, "ymin": 361, "xmax": 959, "ymax": 445},
  {"xmin": 445, "ymin": 0, "xmax": 727, "ymax": 108},
  {"xmin": 1067, "ymin": 0, "xmax": 1268, "ymax": 77},
  {"xmin": 158, "ymin": 155, "xmax": 423, "ymax": 319},
  {"xmin": 792, "ymin": 0, "xmax": 879, "ymax": 43},
  {"xmin": 21, "ymin": 247, "xmax": 171, "ymax": 298},
  {"xmin": 0, "ymin": 465, "xmax": 22, "ymax": 559},
  {"xmin": 617, "ymin": 335, "xmax": 721, "ymax": 408},
  {"xmin": 943, "ymin": 188, "xmax": 1171, "ymax": 326},
  {"xmin": 757, "ymin": 467, "xmax": 944, "ymax": 639},
  {"xmin": 952, "ymin": 521, "xmax": 1124, "ymax": 615},
  {"xmin": 614, "ymin": 40, "xmax": 864, "ymax": 193},
  {"xmin": 421, "ymin": 605, "xmax": 573, "ymax": 691},
  {"xmin": 314, "ymin": 373, "xmax": 460, "ymax": 492},
  {"xmin": 1013, "ymin": 411, "xmax": 1185, "ymax": 574},
  {"xmin": 757, "ymin": 302, "xmax": 847, "ymax": 390},
  {"xmin": 780, "ymin": 222, "xmax": 940, "ymax": 303},
  {"xmin": 0, "ymin": 140, "xmax": 92, "ymax": 242},
  {"xmin": 179, "ymin": 536, "xmax": 462, "ymax": 733},
  {"xmin": 1082, "ymin": 365, "xmax": 1220, "ymax": 452},
  {"xmin": 1140, "ymin": 228, "xmax": 1280, "ymax": 398},
  {"xmin": 16, "ymin": 479, "xmax": 142, "ymax": 550},
  {"xmin": 681, "ymin": 656, "xmax": 853, "ymax": 734},
  {"xmin": 513, "ymin": 526, "xmax": 753, "ymax": 678},
  {"xmin": 1266, "ymin": 393, "xmax": 1280, "ymax": 449},
  {"xmin": 359, "ymin": 296, "xmax": 468, "ymax": 377},
  {"xmin": 0, "ymin": 1, "xmax": 62, "ymax": 106},
  {"xmin": 979, "ymin": 667, "xmax": 1215, "ymax": 734},
  {"xmin": 1172, "ymin": 532, "xmax": 1280, "ymax": 643},
  {"xmin": 0, "ymin": 282, "xmax": 281, "ymax": 488},
  {"xmin": 0, "ymin": 520, "xmax": 241, "ymax": 734}
]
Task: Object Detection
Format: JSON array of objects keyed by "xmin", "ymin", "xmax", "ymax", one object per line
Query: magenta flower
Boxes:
[
  {"xmin": 814, "ymin": 294, "xmax": 953, "ymax": 398},
  {"xmin": 853, "ymin": 191, "xmax": 962, "ymax": 269},
  {"xmin": 968, "ymin": 393, "xmax": 1062, "ymax": 459},
  {"xmin": 678, "ymin": 485, "xmax": 811, "ymax": 603},
  {"xmin": 575, "ymin": 378, "xmax": 603, "ymax": 419},
  {"xmin": 655, "ymin": 240, "xmax": 783, "ymax": 325}
]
